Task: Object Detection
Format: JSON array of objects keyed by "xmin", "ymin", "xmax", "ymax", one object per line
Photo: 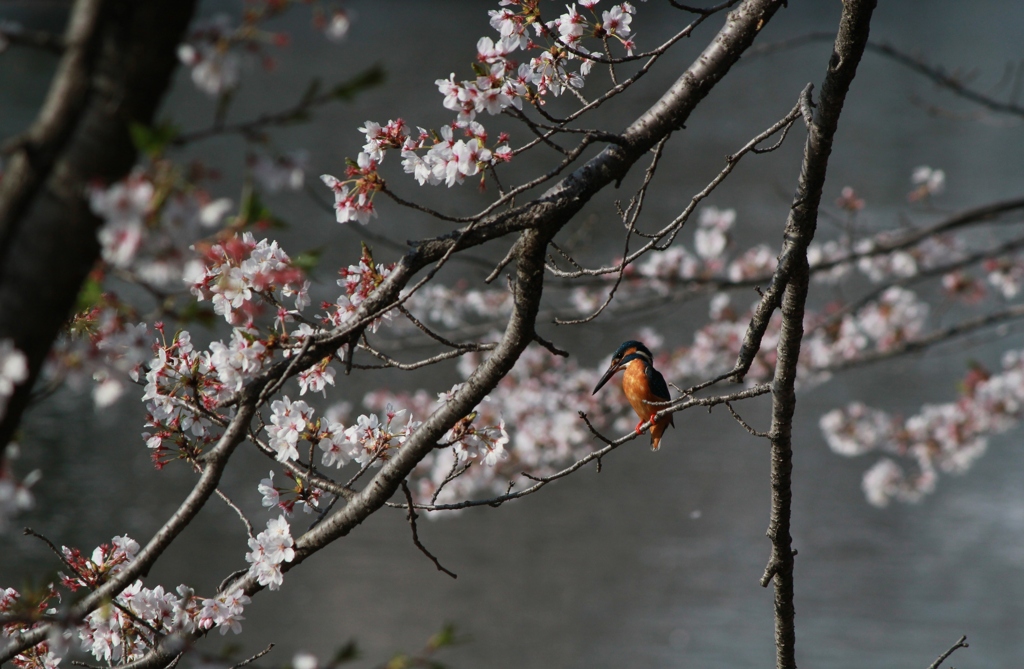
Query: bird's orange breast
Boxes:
[{"xmin": 622, "ymin": 359, "xmax": 659, "ymax": 420}]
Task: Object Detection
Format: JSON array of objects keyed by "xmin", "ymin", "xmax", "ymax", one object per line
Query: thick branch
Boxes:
[
  {"xmin": 0, "ymin": 0, "xmax": 198, "ymax": 449},
  {"xmin": 762, "ymin": 4, "xmax": 877, "ymax": 669}
]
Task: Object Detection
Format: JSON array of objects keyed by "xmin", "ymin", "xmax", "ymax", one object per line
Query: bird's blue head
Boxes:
[{"xmin": 592, "ymin": 340, "xmax": 654, "ymax": 394}]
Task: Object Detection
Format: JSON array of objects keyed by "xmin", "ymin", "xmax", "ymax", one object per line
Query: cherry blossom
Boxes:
[
  {"xmin": 249, "ymin": 150, "xmax": 308, "ymax": 193},
  {"xmin": 323, "ymin": 11, "xmax": 350, "ymax": 41},
  {"xmin": 693, "ymin": 206, "xmax": 735, "ymax": 260},
  {"xmin": 245, "ymin": 515, "xmax": 296, "ymax": 590},
  {"xmin": 0, "ymin": 339, "xmax": 27, "ymax": 419},
  {"xmin": 908, "ymin": 164, "xmax": 945, "ymax": 202},
  {"xmin": 0, "ymin": 444, "xmax": 38, "ymax": 533},
  {"xmin": 89, "ymin": 167, "xmax": 233, "ymax": 287},
  {"xmin": 176, "ymin": 12, "xmax": 291, "ymax": 96},
  {"xmin": 267, "ymin": 396, "xmax": 314, "ymax": 463},
  {"xmin": 189, "ymin": 232, "xmax": 307, "ymax": 326},
  {"xmin": 820, "ymin": 350, "xmax": 1024, "ymax": 507}
]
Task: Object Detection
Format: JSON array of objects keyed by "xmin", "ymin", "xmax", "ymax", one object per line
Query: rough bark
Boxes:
[
  {"xmin": 0, "ymin": 0, "xmax": 197, "ymax": 447},
  {"xmin": 762, "ymin": 3, "xmax": 878, "ymax": 669}
]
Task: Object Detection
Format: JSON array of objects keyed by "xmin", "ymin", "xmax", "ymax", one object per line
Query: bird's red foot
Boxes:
[
  {"xmin": 649, "ymin": 412, "xmax": 658, "ymax": 424},
  {"xmin": 634, "ymin": 421, "xmax": 644, "ymax": 435}
]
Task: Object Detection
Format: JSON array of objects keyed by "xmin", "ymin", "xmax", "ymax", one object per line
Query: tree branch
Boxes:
[
  {"xmin": 761, "ymin": 4, "xmax": 877, "ymax": 669},
  {"xmin": 0, "ymin": 0, "xmax": 199, "ymax": 450},
  {"xmin": 926, "ymin": 635, "xmax": 968, "ymax": 669}
]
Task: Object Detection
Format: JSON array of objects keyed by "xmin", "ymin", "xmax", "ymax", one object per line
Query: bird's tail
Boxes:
[{"xmin": 650, "ymin": 418, "xmax": 671, "ymax": 451}]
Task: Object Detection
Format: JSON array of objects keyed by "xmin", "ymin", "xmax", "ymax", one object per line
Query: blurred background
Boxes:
[{"xmin": 2, "ymin": 0, "xmax": 1024, "ymax": 666}]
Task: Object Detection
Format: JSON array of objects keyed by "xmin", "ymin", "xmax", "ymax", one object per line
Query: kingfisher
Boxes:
[{"xmin": 592, "ymin": 340, "xmax": 674, "ymax": 451}]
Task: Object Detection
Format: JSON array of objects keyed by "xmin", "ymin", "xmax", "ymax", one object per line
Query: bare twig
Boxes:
[
  {"xmin": 172, "ymin": 66, "xmax": 385, "ymax": 144},
  {"xmin": 555, "ymin": 137, "xmax": 669, "ymax": 324},
  {"xmin": 215, "ymin": 488, "xmax": 255, "ymax": 539},
  {"xmin": 926, "ymin": 635, "xmax": 968, "ymax": 669},
  {"xmin": 353, "ymin": 340, "xmax": 496, "ymax": 371},
  {"xmin": 230, "ymin": 643, "xmax": 276, "ymax": 669},
  {"xmin": 546, "ymin": 85, "xmax": 809, "ymax": 279},
  {"xmin": 401, "ymin": 481, "xmax": 457, "ymax": 579},
  {"xmin": 532, "ymin": 333, "xmax": 569, "ymax": 357},
  {"xmin": 749, "ymin": 32, "xmax": 1024, "ymax": 119},
  {"xmin": 0, "ymin": 25, "xmax": 65, "ymax": 54},
  {"xmin": 725, "ymin": 401, "xmax": 770, "ymax": 438}
]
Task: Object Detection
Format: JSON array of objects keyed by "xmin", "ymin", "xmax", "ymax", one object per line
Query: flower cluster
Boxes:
[
  {"xmin": 267, "ymin": 396, "xmax": 316, "ymax": 462},
  {"xmin": 187, "ymin": 232, "xmax": 309, "ymax": 327},
  {"xmin": 908, "ymin": 164, "xmax": 945, "ymax": 202},
  {"xmin": 49, "ymin": 303, "xmax": 149, "ymax": 408},
  {"xmin": 403, "ymin": 282, "xmax": 514, "ymax": 329},
  {"xmin": 319, "ymin": 406, "xmax": 419, "ymax": 469},
  {"xmin": 324, "ymin": 243, "xmax": 394, "ymax": 332},
  {"xmin": 821, "ymin": 351, "xmax": 1024, "ymax": 507},
  {"xmin": 322, "ymin": 0, "xmax": 644, "ymax": 213},
  {"xmin": 2, "ymin": 534, "xmax": 249, "ymax": 669},
  {"xmin": 245, "ymin": 515, "xmax": 296, "ymax": 590},
  {"xmin": 176, "ymin": 12, "xmax": 294, "ymax": 96},
  {"xmin": 88, "ymin": 166, "xmax": 233, "ymax": 287},
  {"xmin": 258, "ymin": 469, "xmax": 323, "ymax": 515},
  {"xmin": 141, "ymin": 329, "xmax": 222, "ymax": 467}
]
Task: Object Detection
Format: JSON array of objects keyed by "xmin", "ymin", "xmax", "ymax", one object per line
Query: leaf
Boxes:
[
  {"xmin": 427, "ymin": 623, "xmax": 458, "ymax": 650},
  {"xmin": 330, "ymin": 64, "xmax": 387, "ymax": 101},
  {"xmin": 129, "ymin": 121, "xmax": 180, "ymax": 158},
  {"xmin": 331, "ymin": 639, "xmax": 360, "ymax": 665},
  {"xmin": 292, "ymin": 246, "xmax": 325, "ymax": 273},
  {"xmin": 74, "ymin": 275, "xmax": 104, "ymax": 314},
  {"xmin": 177, "ymin": 299, "xmax": 217, "ymax": 327},
  {"xmin": 384, "ymin": 655, "xmax": 409, "ymax": 669},
  {"xmin": 238, "ymin": 187, "xmax": 288, "ymax": 230}
]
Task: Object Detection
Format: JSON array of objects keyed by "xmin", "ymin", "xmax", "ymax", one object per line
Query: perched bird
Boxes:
[{"xmin": 592, "ymin": 340, "xmax": 674, "ymax": 451}]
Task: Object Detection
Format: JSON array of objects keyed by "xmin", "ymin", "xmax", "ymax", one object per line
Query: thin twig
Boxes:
[
  {"xmin": 215, "ymin": 488, "xmax": 255, "ymax": 539},
  {"xmin": 230, "ymin": 643, "xmax": 276, "ymax": 669},
  {"xmin": 725, "ymin": 401, "xmax": 770, "ymax": 438},
  {"xmin": 926, "ymin": 635, "xmax": 968, "ymax": 669},
  {"xmin": 546, "ymin": 87, "xmax": 809, "ymax": 279},
  {"xmin": 555, "ymin": 137, "xmax": 669, "ymax": 324},
  {"xmin": 389, "ymin": 383, "xmax": 770, "ymax": 513},
  {"xmin": 401, "ymin": 482, "xmax": 457, "ymax": 579}
]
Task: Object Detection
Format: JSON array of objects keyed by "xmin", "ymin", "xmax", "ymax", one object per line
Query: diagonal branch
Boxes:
[{"xmin": 926, "ymin": 635, "xmax": 968, "ymax": 669}]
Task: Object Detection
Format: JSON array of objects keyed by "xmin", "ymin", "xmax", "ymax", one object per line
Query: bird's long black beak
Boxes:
[{"xmin": 592, "ymin": 362, "xmax": 620, "ymax": 395}]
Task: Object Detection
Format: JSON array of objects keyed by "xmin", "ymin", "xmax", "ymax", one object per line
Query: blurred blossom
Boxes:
[
  {"xmin": 250, "ymin": 151, "xmax": 309, "ymax": 193},
  {"xmin": 908, "ymin": 165, "xmax": 945, "ymax": 202},
  {"xmin": 324, "ymin": 11, "xmax": 350, "ymax": 41},
  {"xmin": 0, "ymin": 444, "xmax": 38, "ymax": 533},
  {"xmin": 835, "ymin": 185, "xmax": 865, "ymax": 212},
  {"xmin": 694, "ymin": 206, "xmax": 735, "ymax": 260}
]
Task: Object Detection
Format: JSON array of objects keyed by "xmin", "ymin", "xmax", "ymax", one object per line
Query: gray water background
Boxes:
[{"xmin": 2, "ymin": 1, "xmax": 1024, "ymax": 666}]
